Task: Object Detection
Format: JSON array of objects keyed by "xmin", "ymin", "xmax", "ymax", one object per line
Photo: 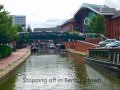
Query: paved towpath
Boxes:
[{"xmin": 0, "ymin": 48, "xmax": 29, "ymax": 70}]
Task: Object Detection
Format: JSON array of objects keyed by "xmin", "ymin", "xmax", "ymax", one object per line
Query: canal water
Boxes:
[{"xmin": 0, "ymin": 48, "xmax": 120, "ymax": 90}]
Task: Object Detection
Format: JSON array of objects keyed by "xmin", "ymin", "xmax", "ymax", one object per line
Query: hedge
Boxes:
[{"xmin": 0, "ymin": 45, "xmax": 12, "ymax": 58}]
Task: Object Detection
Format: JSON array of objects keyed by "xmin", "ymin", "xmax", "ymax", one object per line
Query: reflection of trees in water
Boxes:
[
  {"xmin": 0, "ymin": 71, "xmax": 17, "ymax": 90},
  {"xmin": 67, "ymin": 53, "xmax": 88, "ymax": 85},
  {"xmin": 0, "ymin": 62, "xmax": 28, "ymax": 90},
  {"xmin": 86, "ymin": 61, "xmax": 120, "ymax": 83}
]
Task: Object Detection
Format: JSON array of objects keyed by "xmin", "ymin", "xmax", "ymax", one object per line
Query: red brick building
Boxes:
[
  {"xmin": 60, "ymin": 18, "xmax": 80, "ymax": 32},
  {"xmin": 61, "ymin": 3, "xmax": 120, "ymax": 39},
  {"xmin": 109, "ymin": 10, "xmax": 120, "ymax": 39}
]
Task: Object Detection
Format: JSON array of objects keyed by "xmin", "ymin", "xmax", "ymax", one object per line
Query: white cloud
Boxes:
[
  {"xmin": 103, "ymin": 0, "xmax": 120, "ymax": 10},
  {"xmin": 1, "ymin": 0, "xmax": 118, "ymax": 29}
]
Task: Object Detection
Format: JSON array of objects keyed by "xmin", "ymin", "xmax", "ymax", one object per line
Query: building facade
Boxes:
[
  {"xmin": 61, "ymin": 3, "xmax": 120, "ymax": 39},
  {"xmin": 34, "ymin": 26, "xmax": 61, "ymax": 32},
  {"xmin": 11, "ymin": 15, "xmax": 26, "ymax": 29},
  {"xmin": 61, "ymin": 18, "xmax": 80, "ymax": 32},
  {"xmin": 109, "ymin": 11, "xmax": 120, "ymax": 39}
]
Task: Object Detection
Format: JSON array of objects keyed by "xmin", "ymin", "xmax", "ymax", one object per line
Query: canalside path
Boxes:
[
  {"xmin": 0, "ymin": 48, "xmax": 31, "ymax": 81},
  {"xmin": 67, "ymin": 49, "xmax": 87, "ymax": 56}
]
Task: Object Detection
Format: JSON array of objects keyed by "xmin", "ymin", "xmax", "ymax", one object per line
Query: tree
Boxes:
[
  {"xmin": 17, "ymin": 33, "xmax": 30, "ymax": 44},
  {"xmin": 66, "ymin": 30, "xmax": 79, "ymax": 35},
  {"xmin": 27, "ymin": 25, "xmax": 32, "ymax": 32},
  {"xmin": 88, "ymin": 15, "xmax": 105, "ymax": 34},
  {"xmin": 8, "ymin": 25, "xmax": 18, "ymax": 42},
  {"xmin": 17, "ymin": 25, "xmax": 25, "ymax": 32},
  {"xmin": 0, "ymin": 5, "xmax": 18, "ymax": 44}
]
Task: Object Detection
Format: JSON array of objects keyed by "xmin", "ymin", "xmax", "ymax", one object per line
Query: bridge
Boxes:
[{"xmin": 18, "ymin": 31, "xmax": 85, "ymax": 43}]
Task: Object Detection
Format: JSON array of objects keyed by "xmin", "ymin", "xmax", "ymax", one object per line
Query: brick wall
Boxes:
[
  {"xmin": 85, "ymin": 38, "xmax": 100, "ymax": 44},
  {"xmin": 75, "ymin": 41, "xmax": 96, "ymax": 53},
  {"xmin": 64, "ymin": 40, "xmax": 96, "ymax": 53},
  {"xmin": 110, "ymin": 18, "xmax": 120, "ymax": 39},
  {"xmin": 64, "ymin": 41, "xmax": 75, "ymax": 49}
]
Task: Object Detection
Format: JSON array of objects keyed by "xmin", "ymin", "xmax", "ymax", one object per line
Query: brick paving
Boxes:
[{"xmin": 0, "ymin": 48, "xmax": 28, "ymax": 70}]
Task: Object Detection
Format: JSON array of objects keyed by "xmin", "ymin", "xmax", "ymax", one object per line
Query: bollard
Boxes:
[
  {"xmin": 117, "ymin": 54, "xmax": 120, "ymax": 65},
  {"xmin": 113, "ymin": 53, "xmax": 116, "ymax": 64},
  {"xmin": 108, "ymin": 53, "xmax": 111, "ymax": 61}
]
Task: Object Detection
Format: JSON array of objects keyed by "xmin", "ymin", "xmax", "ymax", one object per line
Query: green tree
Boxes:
[
  {"xmin": 27, "ymin": 25, "xmax": 32, "ymax": 32},
  {"xmin": 8, "ymin": 25, "xmax": 18, "ymax": 42},
  {"xmin": 66, "ymin": 30, "xmax": 79, "ymax": 35},
  {"xmin": 17, "ymin": 33, "xmax": 30, "ymax": 46},
  {"xmin": 0, "ymin": 5, "xmax": 18, "ymax": 44},
  {"xmin": 17, "ymin": 25, "xmax": 24, "ymax": 32},
  {"xmin": 88, "ymin": 15, "xmax": 105, "ymax": 34}
]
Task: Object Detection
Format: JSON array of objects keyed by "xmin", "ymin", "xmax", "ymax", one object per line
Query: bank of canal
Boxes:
[{"xmin": 0, "ymin": 48, "xmax": 120, "ymax": 90}]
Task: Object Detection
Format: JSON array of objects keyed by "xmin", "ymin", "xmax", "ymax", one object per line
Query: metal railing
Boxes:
[
  {"xmin": 88, "ymin": 48, "xmax": 120, "ymax": 66},
  {"xmin": 18, "ymin": 32, "xmax": 85, "ymax": 41}
]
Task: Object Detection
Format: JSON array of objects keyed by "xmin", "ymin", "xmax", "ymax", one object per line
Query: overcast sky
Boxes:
[{"xmin": 0, "ymin": 0, "xmax": 120, "ymax": 29}]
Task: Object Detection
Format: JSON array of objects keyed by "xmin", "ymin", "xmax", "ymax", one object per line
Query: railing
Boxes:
[
  {"xmin": 88, "ymin": 48, "xmax": 120, "ymax": 66},
  {"xmin": 18, "ymin": 32, "xmax": 85, "ymax": 41}
]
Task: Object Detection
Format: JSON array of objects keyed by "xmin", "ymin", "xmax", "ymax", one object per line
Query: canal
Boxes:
[{"xmin": 0, "ymin": 48, "xmax": 120, "ymax": 90}]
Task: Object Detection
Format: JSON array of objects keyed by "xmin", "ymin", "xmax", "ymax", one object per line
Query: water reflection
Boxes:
[
  {"xmin": 0, "ymin": 73, "xmax": 17, "ymax": 90},
  {"xmin": 0, "ymin": 48, "xmax": 120, "ymax": 90},
  {"xmin": 32, "ymin": 47, "xmax": 59, "ymax": 55},
  {"xmin": 85, "ymin": 61, "xmax": 120, "ymax": 90},
  {"xmin": 66, "ymin": 53, "xmax": 87, "ymax": 82}
]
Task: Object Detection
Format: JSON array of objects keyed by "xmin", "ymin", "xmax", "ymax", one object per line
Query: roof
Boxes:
[
  {"xmin": 34, "ymin": 27, "xmax": 61, "ymax": 32},
  {"xmin": 75, "ymin": 3, "xmax": 117, "ymax": 16},
  {"xmin": 112, "ymin": 10, "xmax": 120, "ymax": 19},
  {"xmin": 10, "ymin": 15, "xmax": 26, "ymax": 18},
  {"xmin": 61, "ymin": 18, "xmax": 76, "ymax": 26}
]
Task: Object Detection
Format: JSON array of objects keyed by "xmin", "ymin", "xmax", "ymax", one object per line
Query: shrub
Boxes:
[
  {"xmin": 66, "ymin": 30, "xmax": 79, "ymax": 35},
  {"xmin": 0, "ymin": 45, "xmax": 12, "ymax": 58}
]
